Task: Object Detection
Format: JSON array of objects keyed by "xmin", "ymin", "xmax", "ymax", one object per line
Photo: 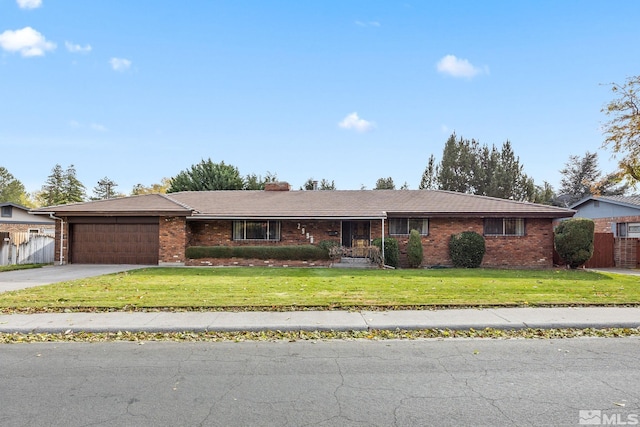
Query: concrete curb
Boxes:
[{"xmin": 1, "ymin": 307, "xmax": 639, "ymax": 334}]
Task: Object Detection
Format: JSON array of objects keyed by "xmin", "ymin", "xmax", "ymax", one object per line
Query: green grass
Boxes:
[
  {"xmin": 0, "ymin": 264, "xmax": 46, "ymax": 273},
  {"xmin": 0, "ymin": 267, "xmax": 638, "ymax": 312}
]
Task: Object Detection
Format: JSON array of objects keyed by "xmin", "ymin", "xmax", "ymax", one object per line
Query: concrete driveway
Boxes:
[{"xmin": 0, "ymin": 264, "xmax": 150, "ymax": 293}]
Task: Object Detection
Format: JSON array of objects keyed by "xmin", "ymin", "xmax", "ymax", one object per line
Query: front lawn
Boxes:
[
  {"xmin": 0, "ymin": 264, "xmax": 45, "ymax": 273},
  {"xmin": 0, "ymin": 267, "xmax": 638, "ymax": 312}
]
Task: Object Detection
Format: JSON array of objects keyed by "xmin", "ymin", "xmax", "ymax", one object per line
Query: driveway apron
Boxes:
[{"xmin": 0, "ymin": 265, "xmax": 149, "ymax": 293}]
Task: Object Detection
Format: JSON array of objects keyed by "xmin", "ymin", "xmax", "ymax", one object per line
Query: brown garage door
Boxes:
[{"xmin": 70, "ymin": 218, "xmax": 159, "ymax": 264}]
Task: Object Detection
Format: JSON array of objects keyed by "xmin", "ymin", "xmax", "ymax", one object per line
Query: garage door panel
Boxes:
[{"xmin": 71, "ymin": 222, "xmax": 159, "ymax": 264}]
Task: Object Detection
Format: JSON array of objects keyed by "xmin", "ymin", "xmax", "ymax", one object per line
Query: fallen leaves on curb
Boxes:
[{"xmin": 1, "ymin": 327, "xmax": 639, "ymax": 344}]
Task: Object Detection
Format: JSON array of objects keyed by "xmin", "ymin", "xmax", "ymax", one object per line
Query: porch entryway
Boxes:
[{"xmin": 341, "ymin": 221, "xmax": 371, "ymax": 258}]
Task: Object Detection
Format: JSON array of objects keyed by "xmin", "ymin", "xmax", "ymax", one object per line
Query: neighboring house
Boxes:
[
  {"xmin": 0, "ymin": 203, "xmax": 55, "ymax": 235},
  {"xmin": 31, "ymin": 183, "xmax": 574, "ymax": 268},
  {"xmin": 570, "ymin": 195, "xmax": 640, "ymax": 268},
  {"xmin": 0, "ymin": 203, "xmax": 56, "ymax": 265}
]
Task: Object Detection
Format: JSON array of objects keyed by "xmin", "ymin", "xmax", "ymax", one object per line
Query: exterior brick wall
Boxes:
[
  {"xmin": 614, "ymin": 237, "xmax": 639, "ymax": 268},
  {"xmin": 187, "ymin": 217, "xmax": 556, "ymax": 269},
  {"xmin": 591, "ymin": 215, "xmax": 640, "ymax": 233},
  {"xmin": 188, "ymin": 220, "xmax": 342, "ymax": 247},
  {"xmin": 159, "ymin": 216, "xmax": 187, "ymax": 264},
  {"xmin": 387, "ymin": 218, "xmax": 554, "ymax": 268}
]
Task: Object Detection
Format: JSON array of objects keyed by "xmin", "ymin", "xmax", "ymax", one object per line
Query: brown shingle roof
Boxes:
[
  {"xmin": 30, "ymin": 194, "xmax": 193, "ymax": 216},
  {"xmin": 169, "ymin": 190, "xmax": 574, "ymax": 219},
  {"xmin": 31, "ymin": 190, "xmax": 575, "ymax": 219}
]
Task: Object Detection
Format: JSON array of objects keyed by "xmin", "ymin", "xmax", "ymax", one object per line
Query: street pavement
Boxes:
[{"xmin": 0, "ymin": 265, "xmax": 639, "ymax": 334}]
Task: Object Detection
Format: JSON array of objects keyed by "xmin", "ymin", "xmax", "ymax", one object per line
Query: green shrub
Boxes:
[
  {"xmin": 372, "ymin": 237, "xmax": 399, "ymax": 268},
  {"xmin": 554, "ymin": 218, "xmax": 595, "ymax": 269},
  {"xmin": 186, "ymin": 245, "xmax": 329, "ymax": 261},
  {"xmin": 406, "ymin": 229, "xmax": 424, "ymax": 268},
  {"xmin": 318, "ymin": 240, "xmax": 342, "ymax": 259},
  {"xmin": 449, "ymin": 231, "xmax": 485, "ymax": 268}
]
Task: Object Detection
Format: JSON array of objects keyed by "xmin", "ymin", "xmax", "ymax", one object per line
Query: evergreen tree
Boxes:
[
  {"xmin": 558, "ymin": 152, "xmax": 626, "ymax": 206},
  {"xmin": 244, "ymin": 172, "xmax": 277, "ymax": 190},
  {"xmin": 301, "ymin": 178, "xmax": 335, "ymax": 190},
  {"xmin": 437, "ymin": 133, "xmax": 475, "ymax": 193},
  {"xmin": 427, "ymin": 133, "xmax": 536, "ymax": 201},
  {"xmin": 63, "ymin": 165, "xmax": 86, "ymax": 203},
  {"xmin": 168, "ymin": 159, "xmax": 244, "ymax": 192},
  {"xmin": 38, "ymin": 164, "xmax": 85, "ymax": 205},
  {"xmin": 0, "ymin": 167, "xmax": 28, "ymax": 204},
  {"xmin": 374, "ymin": 177, "xmax": 395, "ymax": 190},
  {"xmin": 92, "ymin": 177, "xmax": 118, "ymax": 200},
  {"xmin": 419, "ymin": 154, "xmax": 438, "ymax": 190}
]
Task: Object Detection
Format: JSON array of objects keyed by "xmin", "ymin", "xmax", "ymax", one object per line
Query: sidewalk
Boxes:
[{"xmin": 1, "ymin": 307, "xmax": 639, "ymax": 334}]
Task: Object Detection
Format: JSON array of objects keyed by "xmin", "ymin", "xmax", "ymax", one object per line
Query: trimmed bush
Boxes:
[
  {"xmin": 554, "ymin": 218, "xmax": 595, "ymax": 269},
  {"xmin": 318, "ymin": 240, "xmax": 342, "ymax": 259},
  {"xmin": 449, "ymin": 231, "xmax": 486, "ymax": 268},
  {"xmin": 406, "ymin": 229, "xmax": 424, "ymax": 268},
  {"xmin": 186, "ymin": 245, "xmax": 329, "ymax": 261},
  {"xmin": 372, "ymin": 237, "xmax": 399, "ymax": 268}
]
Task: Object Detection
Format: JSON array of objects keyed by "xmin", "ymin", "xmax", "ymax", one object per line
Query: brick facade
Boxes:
[
  {"xmin": 185, "ymin": 217, "xmax": 556, "ymax": 269},
  {"xmin": 188, "ymin": 220, "xmax": 342, "ymax": 247},
  {"xmin": 590, "ymin": 215, "xmax": 640, "ymax": 234},
  {"xmin": 388, "ymin": 218, "xmax": 554, "ymax": 268},
  {"xmin": 159, "ymin": 216, "xmax": 187, "ymax": 264}
]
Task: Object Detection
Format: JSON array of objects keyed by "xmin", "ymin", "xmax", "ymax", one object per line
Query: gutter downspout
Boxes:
[
  {"xmin": 381, "ymin": 212, "xmax": 385, "ymax": 267},
  {"xmin": 49, "ymin": 213, "xmax": 64, "ymax": 265}
]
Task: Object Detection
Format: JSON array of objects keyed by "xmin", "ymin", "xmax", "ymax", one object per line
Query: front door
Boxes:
[{"xmin": 342, "ymin": 221, "xmax": 370, "ymax": 257}]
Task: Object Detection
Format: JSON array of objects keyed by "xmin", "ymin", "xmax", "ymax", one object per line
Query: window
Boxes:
[
  {"xmin": 484, "ymin": 218, "xmax": 525, "ymax": 236},
  {"xmin": 1, "ymin": 206, "xmax": 12, "ymax": 218},
  {"xmin": 627, "ymin": 223, "xmax": 640, "ymax": 238},
  {"xmin": 389, "ymin": 218, "xmax": 429, "ymax": 235},
  {"xmin": 233, "ymin": 220, "xmax": 281, "ymax": 240}
]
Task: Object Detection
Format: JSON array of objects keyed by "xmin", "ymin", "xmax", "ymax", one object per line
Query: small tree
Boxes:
[
  {"xmin": 406, "ymin": 229, "xmax": 424, "ymax": 268},
  {"xmin": 372, "ymin": 237, "xmax": 399, "ymax": 268},
  {"xmin": 449, "ymin": 231, "xmax": 486, "ymax": 268},
  {"xmin": 554, "ymin": 218, "xmax": 595, "ymax": 269}
]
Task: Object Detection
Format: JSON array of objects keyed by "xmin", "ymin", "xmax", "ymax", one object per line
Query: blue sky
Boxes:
[{"xmin": 1, "ymin": 0, "xmax": 639, "ymax": 196}]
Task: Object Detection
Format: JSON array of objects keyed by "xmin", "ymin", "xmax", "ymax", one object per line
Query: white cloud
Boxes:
[
  {"xmin": 65, "ymin": 41, "xmax": 92, "ymax": 54},
  {"xmin": 90, "ymin": 123, "xmax": 107, "ymax": 132},
  {"xmin": 16, "ymin": 0, "xmax": 42, "ymax": 9},
  {"xmin": 69, "ymin": 120, "xmax": 107, "ymax": 132},
  {"xmin": 0, "ymin": 27, "xmax": 56, "ymax": 57},
  {"xmin": 109, "ymin": 57, "xmax": 131, "ymax": 71},
  {"xmin": 338, "ymin": 112, "xmax": 375, "ymax": 133},
  {"xmin": 436, "ymin": 54, "xmax": 485, "ymax": 78}
]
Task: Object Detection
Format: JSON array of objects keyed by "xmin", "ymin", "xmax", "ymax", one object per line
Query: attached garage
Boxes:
[{"xmin": 69, "ymin": 217, "xmax": 159, "ymax": 264}]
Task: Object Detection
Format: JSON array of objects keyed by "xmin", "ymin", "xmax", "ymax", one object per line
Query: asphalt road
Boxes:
[{"xmin": 1, "ymin": 338, "xmax": 639, "ymax": 426}]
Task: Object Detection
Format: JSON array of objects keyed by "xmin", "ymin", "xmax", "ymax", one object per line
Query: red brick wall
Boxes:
[
  {"xmin": 188, "ymin": 220, "xmax": 342, "ymax": 247},
  {"xmin": 187, "ymin": 217, "xmax": 556, "ymax": 268},
  {"xmin": 390, "ymin": 218, "xmax": 554, "ymax": 268},
  {"xmin": 591, "ymin": 215, "xmax": 640, "ymax": 233},
  {"xmin": 159, "ymin": 216, "xmax": 187, "ymax": 264}
]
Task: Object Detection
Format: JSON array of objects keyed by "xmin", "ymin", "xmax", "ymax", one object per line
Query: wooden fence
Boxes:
[
  {"xmin": 0, "ymin": 233, "xmax": 55, "ymax": 266},
  {"xmin": 584, "ymin": 233, "xmax": 615, "ymax": 268}
]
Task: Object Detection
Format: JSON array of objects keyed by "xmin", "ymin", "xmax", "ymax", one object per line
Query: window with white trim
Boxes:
[
  {"xmin": 484, "ymin": 218, "xmax": 525, "ymax": 236},
  {"xmin": 627, "ymin": 223, "xmax": 640, "ymax": 238},
  {"xmin": 233, "ymin": 220, "xmax": 281, "ymax": 241},
  {"xmin": 389, "ymin": 218, "xmax": 429, "ymax": 236}
]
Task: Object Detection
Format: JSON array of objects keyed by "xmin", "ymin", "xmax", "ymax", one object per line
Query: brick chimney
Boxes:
[{"xmin": 264, "ymin": 181, "xmax": 291, "ymax": 191}]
